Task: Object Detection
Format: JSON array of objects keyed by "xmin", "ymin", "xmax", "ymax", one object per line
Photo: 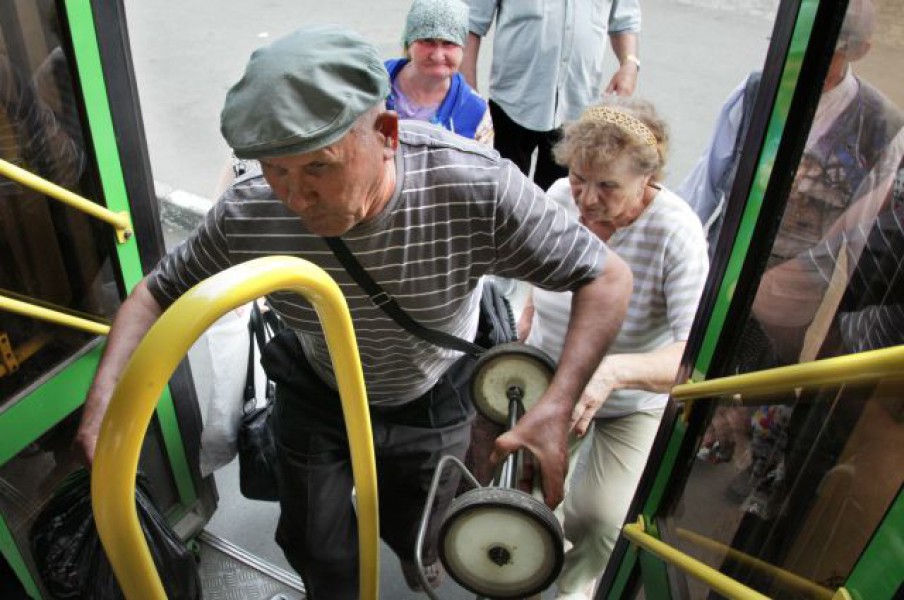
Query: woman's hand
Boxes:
[{"xmin": 570, "ymin": 362, "xmax": 619, "ymax": 437}]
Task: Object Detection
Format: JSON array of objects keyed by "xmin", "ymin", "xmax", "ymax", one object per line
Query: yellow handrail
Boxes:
[
  {"xmin": 624, "ymin": 518, "xmax": 770, "ymax": 600},
  {"xmin": 0, "ymin": 157, "xmax": 133, "ymax": 243},
  {"xmin": 91, "ymin": 256, "xmax": 378, "ymax": 600},
  {"xmin": 675, "ymin": 528, "xmax": 834, "ymax": 600},
  {"xmin": 624, "ymin": 519, "xmax": 853, "ymax": 600},
  {"xmin": 673, "ymin": 345, "xmax": 904, "ymax": 402},
  {"xmin": 0, "ymin": 293, "xmax": 111, "ymax": 336}
]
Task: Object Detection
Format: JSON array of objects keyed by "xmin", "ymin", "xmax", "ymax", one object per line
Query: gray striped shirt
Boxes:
[
  {"xmin": 528, "ymin": 179, "xmax": 708, "ymax": 417},
  {"xmin": 147, "ymin": 121, "xmax": 607, "ymax": 404}
]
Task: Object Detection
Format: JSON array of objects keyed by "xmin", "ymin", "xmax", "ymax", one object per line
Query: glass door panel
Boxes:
[
  {"xmin": 1, "ymin": 0, "xmax": 122, "ymax": 404},
  {"xmin": 650, "ymin": 0, "xmax": 904, "ymax": 596}
]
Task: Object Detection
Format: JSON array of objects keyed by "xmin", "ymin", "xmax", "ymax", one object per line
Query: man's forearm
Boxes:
[
  {"xmin": 551, "ymin": 253, "xmax": 632, "ymax": 406},
  {"xmin": 76, "ymin": 278, "xmax": 164, "ymax": 463},
  {"xmin": 609, "ymin": 31, "xmax": 638, "ymax": 66}
]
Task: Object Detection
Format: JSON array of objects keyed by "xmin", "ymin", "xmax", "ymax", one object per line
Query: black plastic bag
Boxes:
[{"xmin": 30, "ymin": 469, "xmax": 201, "ymax": 599}]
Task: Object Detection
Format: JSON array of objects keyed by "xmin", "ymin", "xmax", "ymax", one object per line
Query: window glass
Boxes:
[
  {"xmin": 663, "ymin": 0, "xmax": 904, "ymax": 595},
  {"xmin": 0, "ymin": 1, "xmax": 122, "ymax": 404}
]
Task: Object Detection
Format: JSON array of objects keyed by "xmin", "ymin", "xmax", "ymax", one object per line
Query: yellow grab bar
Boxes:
[
  {"xmin": 0, "ymin": 293, "xmax": 111, "ymax": 336},
  {"xmin": 91, "ymin": 256, "xmax": 378, "ymax": 600},
  {"xmin": 623, "ymin": 518, "xmax": 770, "ymax": 600},
  {"xmin": 674, "ymin": 345, "xmax": 904, "ymax": 402},
  {"xmin": 675, "ymin": 528, "xmax": 834, "ymax": 600},
  {"xmin": 0, "ymin": 157, "xmax": 133, "ymax": 243}
]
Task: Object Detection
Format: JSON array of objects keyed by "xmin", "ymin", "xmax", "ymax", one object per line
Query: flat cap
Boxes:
[{"xmin": 221, "ymin": 25, "xmax": 390, "ymax": 159}]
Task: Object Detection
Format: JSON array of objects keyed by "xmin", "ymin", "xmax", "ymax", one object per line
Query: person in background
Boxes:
[
  {"xmin": 520, "ymin": 97, "xmax": 708, "ymax": 599},
  {"xmin": 461, "ymin": 0, "xmax": 641, "ymax": 191},
  {"xmin": 75, "ymin": 26, "xmax": 633, "ymax": 599},
  {"xmin": 386, "ymin": 0, "xmax": 493, "ymax": 145},
  {"xmin": 677, "ymin": 0, "xmax": 902, "ymax": 261}
]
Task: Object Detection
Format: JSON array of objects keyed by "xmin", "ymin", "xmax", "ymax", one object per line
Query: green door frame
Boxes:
[{"xmin": 0, "ymin": 1, "xmax": 202, "ymax": 595}]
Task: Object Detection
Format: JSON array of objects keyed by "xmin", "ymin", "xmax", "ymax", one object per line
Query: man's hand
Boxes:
[
  {"xmin": 605, "ymin": 63, "xmax": 638, "ymax": 96},
  {"xmin": 491, "ymin": 396, "xmax": 571, "ymax": 508},
  {"xmin": 74, "ymin": 278, "xmax": 163, "ymax": 468}
]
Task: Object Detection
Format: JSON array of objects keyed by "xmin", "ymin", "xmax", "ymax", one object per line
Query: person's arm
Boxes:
[
  {"xmin": 605, "ymin": 31, "xmax": 640, "ymax": 96},
  {"xmin": 74, "ymin": 278, "xmax": 164, "ymax": 465},
  {"xmin": 461, "ymin": 32, "xmax": 482, "ymax": 90},
  {"xmin": 493, "ymin": 253, "xmax": 633, "ymax": 507},
  {"xmin": 570, "ymin": 341, "xmax": 686, "ymax": 436},
  {"xmin": 517, "ymin": 289, "xmax": 534, "ymax": 341}
]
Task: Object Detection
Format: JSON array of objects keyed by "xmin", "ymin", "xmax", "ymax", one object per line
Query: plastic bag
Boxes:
[
  {"xmin": 198, "ymin": 304, "xmax": 265, "ymax": 476},
  {"xmin": 30, "ymin": 469, "xmax": 201, "ymax": 599}
]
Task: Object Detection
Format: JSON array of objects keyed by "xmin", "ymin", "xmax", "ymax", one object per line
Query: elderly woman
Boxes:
[
  {"xmin": 385, "ymin": 0, "xmax": 493, "ymax": 144},
  {"xmin": 520, "ymin": 97, "xmax": 709, "ymax": 599}
]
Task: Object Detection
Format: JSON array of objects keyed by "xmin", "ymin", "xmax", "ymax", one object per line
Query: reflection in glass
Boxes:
[
  {"xmin": 669, "ymin": 0, "xmax": 903, "ymax": 597},
  {"xmin": 0, "ymin": 2, "xmax": 122, "ymax": 404}
]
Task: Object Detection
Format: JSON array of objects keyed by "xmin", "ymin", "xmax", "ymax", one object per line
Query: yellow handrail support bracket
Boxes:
[
  {"xmin": 91, "ymin": 257, "xmax": 379, "ymax": 600},
  {"xmin": 0, "ymin": 157, "xmax": 133, "ymax": 243},
  {"xmin": 623, "ymin": 518, "xmax": 771, "ymax": 600}
]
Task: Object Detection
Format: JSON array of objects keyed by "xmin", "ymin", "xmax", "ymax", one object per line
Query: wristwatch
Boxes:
[{"xmin": 622, "ymin": 54, "xmax": 641, "ymax": 70}]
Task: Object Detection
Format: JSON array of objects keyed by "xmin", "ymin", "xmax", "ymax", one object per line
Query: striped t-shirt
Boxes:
[
  {"xmin": 527, "ymin": 178, "xmax": 709, "ymax": 417},
  {"xmin": 146, "ymin": 121, "xmax": 607, "ymax": 405}
]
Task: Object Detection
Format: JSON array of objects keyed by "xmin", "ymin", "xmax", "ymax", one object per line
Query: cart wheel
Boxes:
[
  {"xmin": 439, "ymin": 487, "xmax": 564, "ymax": 599},
  {"xmin": 471, "ymin": 343, "xmax": 557, "ymax": 425}
]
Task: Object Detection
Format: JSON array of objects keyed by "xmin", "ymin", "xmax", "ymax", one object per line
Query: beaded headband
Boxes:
[{"xmin": 581, "ymin": 105, "xmax": 658, "ymax": 148}]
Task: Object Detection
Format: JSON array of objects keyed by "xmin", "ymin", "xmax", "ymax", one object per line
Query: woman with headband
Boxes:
[{"xmin": 519, "ymin": 97, "xmax": 709, "ymax": 599}]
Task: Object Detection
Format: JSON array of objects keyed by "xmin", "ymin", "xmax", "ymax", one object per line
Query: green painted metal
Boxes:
[
  {"xmin": 0, "ymin": 513, "xmax": 40, "ymax": 598},
  {"xmin": 62, "ymin": 0, "xmax": 196, "ymax": 507},
  {"xmin": 691, "ymin": 0, "xmax": 818, "ymax": 381},
  {"xmin": 605, "ymin": 544, "xmax": 639, "ymax": 599},
  {"xmin": 63, "ymin": 0, "xmax": 143, "ymax": 289},
  {"xmin": 0, "ymin": 346, "xmax": 102, "ymax": 465},
  {"xmin": 637, "ymin": 518, "xmax": 672, "ymax": 600},
  {"xmin": 844, "ymin": 488, "xmax": 904, "ymax": 599},
  {"xmin": 641, "ymin": 417, "xmax": 687, "ymax": 515}
]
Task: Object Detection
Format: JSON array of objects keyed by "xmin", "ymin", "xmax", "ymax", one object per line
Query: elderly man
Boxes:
[{"xmin": 75, "ymin": 26, "xmax": 631, "ymax": 599}]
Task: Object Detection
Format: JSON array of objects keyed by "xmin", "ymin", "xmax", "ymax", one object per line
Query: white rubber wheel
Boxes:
[
  {"xmin": 439, "ymin": 487, "xmax": 564, "ymax": 599},
  {"xmin": 471, "ymin": 343, "xmax": 556, "ymax": 425}
]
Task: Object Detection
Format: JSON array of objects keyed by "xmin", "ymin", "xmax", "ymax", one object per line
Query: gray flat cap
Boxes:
[{"xmin": 221, "ymin": 25, "xmax": 390, "ymax": 159}]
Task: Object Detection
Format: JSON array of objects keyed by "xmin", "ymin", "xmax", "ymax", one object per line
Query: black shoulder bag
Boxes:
[
  {"xmin": 237, "ymin": 301, "xmax": 283, "ymax": 501},
  {"xmin": 323, "ymin": 237, "xmax": 516, "ymax": 353}
]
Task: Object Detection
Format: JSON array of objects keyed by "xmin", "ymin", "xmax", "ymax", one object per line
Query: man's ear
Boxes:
[{"xmin": 376, "ymin": 110, "xmax": 399, "ymax": 152}]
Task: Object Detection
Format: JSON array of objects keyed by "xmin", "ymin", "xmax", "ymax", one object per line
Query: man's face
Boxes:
[{"xmin": 260, "ymin": 122, "xmax": 392, "ymax": 237}]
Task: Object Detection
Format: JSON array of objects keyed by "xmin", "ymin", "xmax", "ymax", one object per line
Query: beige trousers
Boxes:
[{"xmin": 555, "ymin": 407, "xmax": 666, "ymax": 598}]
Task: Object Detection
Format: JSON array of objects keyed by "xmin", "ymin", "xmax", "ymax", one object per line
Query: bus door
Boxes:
[
  {"xmin": 600, "ymin": 0, "xmax": 904, "ymax": 597},
  {"xmin": 0, "ymin": 1, "xmax": 215, "ymax": 596}
]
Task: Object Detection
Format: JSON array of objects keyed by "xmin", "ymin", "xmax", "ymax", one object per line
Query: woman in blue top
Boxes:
[{"xmin": 387, "ymin": 0, "xmax": 493, "ymax": 145}]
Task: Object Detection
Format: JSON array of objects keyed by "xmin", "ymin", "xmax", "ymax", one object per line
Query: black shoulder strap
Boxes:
[{"xmin": 324, "ymin": 236, "xmax": 484, "ymax": 356}]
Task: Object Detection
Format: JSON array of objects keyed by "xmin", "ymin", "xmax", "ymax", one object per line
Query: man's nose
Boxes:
[{"xmin": 286, "ymin": 179, "xmax": 314, "ymax": 211}]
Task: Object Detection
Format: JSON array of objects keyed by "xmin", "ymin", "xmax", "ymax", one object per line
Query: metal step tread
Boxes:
[{"xmin": 197, "ymin": 530, "xmax": 305, "ymax": 600}]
